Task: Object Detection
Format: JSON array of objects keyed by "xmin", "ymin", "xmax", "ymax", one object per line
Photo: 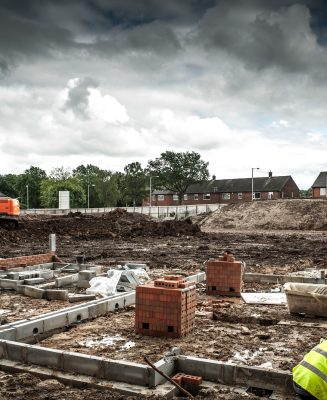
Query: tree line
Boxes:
[{"xmin": 0, "ymin": 151, "xmax": 209, "ymax": 208}]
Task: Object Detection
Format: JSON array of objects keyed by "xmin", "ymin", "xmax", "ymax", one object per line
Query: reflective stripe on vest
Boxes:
[
  {"xmin": 313, "ymin": 347, "xmax": 327, "ymax": 360},
  {"xmin": 300, "ymin": 360, "xmax": 327, "ymax": 383},
  {"xmin": 293, "ymin": 340, "xmax": 327, "ymax": 400}
]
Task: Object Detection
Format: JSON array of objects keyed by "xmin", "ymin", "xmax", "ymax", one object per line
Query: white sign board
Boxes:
[{"xmin": 59, "ymin": 191, "xmax": 70, "ymax": 209}]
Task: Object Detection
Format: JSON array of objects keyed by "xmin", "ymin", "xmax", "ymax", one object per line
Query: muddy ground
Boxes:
[{"xmin": 0, "ymin": 210, "xmax": 326, "ymax": 399}]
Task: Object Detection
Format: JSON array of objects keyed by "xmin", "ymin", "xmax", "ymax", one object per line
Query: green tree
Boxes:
[
  {"xmin": 122, "ymin": 162, "xmax": 147, "ymax": 206},
  {"xmin": 40, "ymin": 178, "xmax": 86, "ymax": 208},
  {"xmin": 49, "ymin": 167, "xmax": 72, "ymax": 181},
  {"xmin": 94, "ymin": 170, "xmax": 121, "ymax": 207},
  {"xmin": 299, "ymin": 189, "xmax": 312, "ymax": 198},
  {"xmin": 73, "ymin": 164, "xmax": 119, "ymax": 207},
  {"xmin": 0, "ymin": 174, "xmax": 20, "ymax": 199},
  {"xmin": 147, "ymin": 151, "xmax": 209, "ymax": 204},
  {"xmin": 16, "ymin": 166, "xmax": 47, "ymax": 208}
]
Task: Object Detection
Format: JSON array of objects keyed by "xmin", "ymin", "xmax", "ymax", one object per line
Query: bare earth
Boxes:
[{"xmin": 0, "ymin": 203, "xmax": 326, "ymax": 399}]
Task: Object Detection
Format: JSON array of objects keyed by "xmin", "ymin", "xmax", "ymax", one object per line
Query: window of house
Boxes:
[
  {"xmin": 203, "ymin": 193, "xmax": 210, "ymax": 200},
  {"xmin": 238, "ymin": 193, "xmax": 243, "ymax": 200},
  {"xmin": 194, "ymin": 194, "xmax": 199, "ymax": 200},
  {"xmin": 152, "ymin": 195, "xmax": 156, "ymax": 201},
  {"xmin": 268, "ymin": 192, "xmax": 274, "ymax": 199},
  {"xmin": 320, "ymin": 188, "xmax": 326, "ymax": 196},
  {"xmin": 158, "ymin": 195, "xmax": 165, "ymax": 201},
  {"xmin": 253, "ymin": 192, "xmax": 261, "ymax": 200},
  {"xmin": 183, "ymin": 194, "xmax": 188, "ymax": 201},
  {"xmin": 213, "ymin": 187, "xmax": 218, "ymax": 192},
  {"xmin": 173, "ymin": 194, "xmax": 178, "ymax": 201},
  {"xmin": 222, "ymin": 193, "xmax": 230, "ymax": 200}
]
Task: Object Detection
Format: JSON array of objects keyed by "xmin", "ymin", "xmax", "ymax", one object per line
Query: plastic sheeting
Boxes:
[
  {"xmin": 86, "ymin": 272, "xmax": 122, "ymax": 296},
  {"xmin": 284, "ymin": 282, "xmax": 327, "ymax": 316}
]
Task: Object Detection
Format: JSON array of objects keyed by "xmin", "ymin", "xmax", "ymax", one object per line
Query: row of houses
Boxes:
[{"xmin": 147, "ymin": 171, "xmax": 327, "ymax": 206}]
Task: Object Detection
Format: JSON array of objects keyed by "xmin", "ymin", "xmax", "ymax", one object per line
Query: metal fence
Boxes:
[{"xmin": 20, "ymin": 204, "xmax": 225, "ymax": 219}]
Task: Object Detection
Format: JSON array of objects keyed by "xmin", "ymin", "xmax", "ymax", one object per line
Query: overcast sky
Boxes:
[{"xmin": 1, "ymin": 0, "xmax": 327, "ymax": 189}]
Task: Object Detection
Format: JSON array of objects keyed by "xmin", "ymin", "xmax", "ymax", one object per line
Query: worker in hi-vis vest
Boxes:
[{"xmin": 293, "ymin": 339, "xmax": 327, "ymax": 400}]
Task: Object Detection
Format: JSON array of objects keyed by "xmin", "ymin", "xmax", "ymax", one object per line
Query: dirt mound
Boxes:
[
  {"xmin": 0, "ymin": 209, "xmax": 200, "ymax": 246},
  {"xmin": 200, "ymin": 199, "xmax": 327, "ymax": 231}
]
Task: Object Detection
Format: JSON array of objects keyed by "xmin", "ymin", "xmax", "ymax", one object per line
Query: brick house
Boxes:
[
  {"xmin": 311, "ymin": 171, "xmax": 327, "ymax": 198},
  {"xmin": 149, "ymin": 174, "xmax": 299, "ymax": 206}
]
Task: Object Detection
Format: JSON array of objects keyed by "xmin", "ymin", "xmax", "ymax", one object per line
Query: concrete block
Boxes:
[
  {"xmin": 0, "ymin": 279, "xmax": 24, "ymax": 290},
  {"xmin": 46, "ymin": 289, "xmax": 69, "ymax": 301},
  {"xmin": 39, "ymin": 270, "xmax": 54, "ymax": 280},
  {"xmin": 0, "ymin": 340, "xmax": 28, "ymax": 362},
  {"xmin": 186, "ymin": 272, "xmax": 206, "ymax": 283},
  {"xmin": 149, "ymin": 357, "xmax": 175, "ymax": 387},
  {"xmin": 88, "ymin": 302, "xmax": 108, "ymax": 318},
  {"xmin": 77, "ymin": 280, "xmax": 90, "ymax": 288},
  {"xmin": 22, "ymin": 285, "xmax": 45, "ymax": 299},
  {"xmin": 6, "ymin": 272, "xmax": 19, "ymax": 280},
  {"xmin": 24, "ymin": 278, "xmax": 46, "ymax": 285},
  {"xmin": 67, "ymin": 307, "xmax": 90, "ymax": 325},
  {"xmin": 88, "ymin": 265, "xmax": 102, "ymax": 275},
  {"xmin": 63, "ymin": 352, "xmax": 104, "ymax": 378},
  {"xmin": 55, "ymin": 274, "xmax": 79, "ymax": 288},
  {"xmin": 68, "ymin": 294, "xmax": 96, "ymax": 303},
  {"xmin": 79, "ymin": 270, "xmax": 96, "ymax": 281},
  {"xmin": 15, "ymin": 320, "xmax": 44, "ymax": 340},
  {"xmin": 0, "ymin": 328, "xmax": 16, "ymax": 341},
  {"xmin": 27, "ymin": 345, "xmax": 63, "ymax": 369},
  {"xmin": 43, "ymin": 313, "xmax": 69, "ymax": 332},
  {"xmin": 103, "ymin": 359, "xmax": 148, "ymax": 385}
]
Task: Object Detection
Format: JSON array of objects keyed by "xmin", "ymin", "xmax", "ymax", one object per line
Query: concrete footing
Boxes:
[
  {"xmin": 243, "ymin": 272, "xmax": 326, "ymax": 285},
  {"xmin": 176, "ymin": 356, "xmax": 293, "ymax": 393}
]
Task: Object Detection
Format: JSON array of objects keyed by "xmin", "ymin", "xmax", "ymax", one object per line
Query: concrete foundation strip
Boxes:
[
  {"xmin": 0, "ymin": 271, "xmax": 294, "ymax": 394},
  {"xmin": 176, "ymin": 356, "xmax": 293, "ymax": 393},
  {"xmin": 0, "ymin": 291, "xmax": 136, "ymax": 341},
  {"xmin": 0, "ymin": 359, "xmax": 176, "ymax": 398},
  {"xmin": 243, "ymin": 272, "xmax": 326, "ymax": 285}
]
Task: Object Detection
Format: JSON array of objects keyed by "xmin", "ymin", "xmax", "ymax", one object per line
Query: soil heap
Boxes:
[
  {"xmin": 0, "ymin": 208, "xmax": 200, "ymax": 246},
  {"xmin": 200, "ymin": 199, "xmax": 327, "ymax": 231}
]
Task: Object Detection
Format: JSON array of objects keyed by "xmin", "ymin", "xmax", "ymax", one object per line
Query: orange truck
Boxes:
[{"xmin": 0, "ymin": 193, "xmax": 20, "ymax": 229}]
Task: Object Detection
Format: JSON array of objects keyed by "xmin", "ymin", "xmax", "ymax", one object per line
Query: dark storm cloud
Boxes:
[
  {"xmin": 0, "ymin": 3, "xmax": 74, "ymax": 72},
  {"xmin": 0, "ymin": 0, "xmax": 327, "ymax": 74},
  {"xmin": 191, "ymin": 1, "xmax": 327, "ymax": 73},
  {"xmin": 64, "ymin": 77, "xmax": 98, "ymax": 118}
]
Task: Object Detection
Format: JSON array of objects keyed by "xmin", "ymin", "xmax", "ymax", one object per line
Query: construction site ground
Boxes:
[{"xmin": 0, "ymin": 203, "xmax": 327, "ymax": 399}]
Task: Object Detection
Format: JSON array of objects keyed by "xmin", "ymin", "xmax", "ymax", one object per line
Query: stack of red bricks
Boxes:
[
  {"xmin": 206, "ymin": 252, "xmax": 243, "ymax": 296},
  {"xmin": 135, "ymin": 275, "xmax": 196, "ymax": 338}
]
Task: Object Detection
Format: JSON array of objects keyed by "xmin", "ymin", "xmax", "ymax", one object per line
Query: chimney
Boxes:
[
  {"xmin": 212, "ymin": 174, "xmax": 216, "ymax": 180},
  {"xmin": 268, "ymin": 171, "xmax": 272, "ymax": 178}
]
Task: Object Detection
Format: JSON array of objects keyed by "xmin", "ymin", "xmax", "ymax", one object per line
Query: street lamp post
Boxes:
[
  {"xmin": 251, "ymin": 168, "xmax": 260, "ymax": 201},
  {"xmin": 149, "ymin": 176, "xmax": 153, "ymax": 208},
  {"xmin": 26, "ymin": 185, "xmax": 29, "ymax": 209},
  {"xmin": 149, "ymin": 176, "xmax": 159, "ymax": 208},
  {"xmin": 87, "ymin": 184, "xmax": 95, "ymax": 209}
]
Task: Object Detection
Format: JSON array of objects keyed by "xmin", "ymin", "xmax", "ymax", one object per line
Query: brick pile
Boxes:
[
  {"xmin": 135, "ymin": 275, "xmax": 196, "ymax": 338},
  {"xmin": 206, "ymin": 252, "xmax": 243, "ymax": 296}
]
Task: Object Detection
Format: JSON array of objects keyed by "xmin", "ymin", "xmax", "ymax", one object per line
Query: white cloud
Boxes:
[{"xmin": 87, "ymin": 88, "xmax": 129, "ymax": 124}]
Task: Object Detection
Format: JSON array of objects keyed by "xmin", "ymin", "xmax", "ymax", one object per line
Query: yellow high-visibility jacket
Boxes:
[{"xmin": 293, "ymin": 339, "xmax": 327, "ymax": 400}]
